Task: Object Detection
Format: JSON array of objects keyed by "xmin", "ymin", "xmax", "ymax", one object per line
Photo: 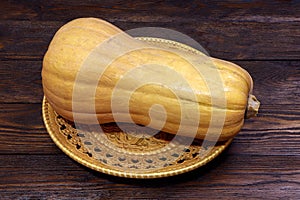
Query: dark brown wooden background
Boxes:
[{"xmin": 1, "ymin": 0, "xmax": 300, "ymax": 199}]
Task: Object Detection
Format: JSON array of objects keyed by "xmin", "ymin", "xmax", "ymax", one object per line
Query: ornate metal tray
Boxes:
[{"xmin": 42, "ymin": 37, "xmax": 233, "ymax": 179}]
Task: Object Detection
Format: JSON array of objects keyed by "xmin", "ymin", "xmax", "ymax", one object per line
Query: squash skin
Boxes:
[{"xmin": 42, "ymin": 17, "xmax": 258, "ymax": 141}]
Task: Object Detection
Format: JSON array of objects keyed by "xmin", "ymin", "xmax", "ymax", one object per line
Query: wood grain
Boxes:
[
  {"xmin": 1, "ymin": 0, "xmax": 300, "ymax": 199},
  {"xmin": 2, "ymin": 0, "xmax": 300, "ymax": 21},
  {"xmin": 0, "ymin": 61, "xmax": 43, "ymax": 103},
  {"xmin": 0, "ymin": 154, "xmax": 299, "ymax": 199},
  {"xmin": 0, "ymin": 103, "xmax": 60, "ymax": 155},
  {"xmin": 1, "ymin": 1, "xmax": 300, "ymax": 60},
  {"xmin": 1, "ymin": 20, "xmax": 299, "ymax": 61}
]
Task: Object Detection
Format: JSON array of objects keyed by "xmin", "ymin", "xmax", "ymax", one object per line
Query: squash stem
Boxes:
[{"xmin": 245, "ymin": 94, "xmax": 260, "ymax": 119}]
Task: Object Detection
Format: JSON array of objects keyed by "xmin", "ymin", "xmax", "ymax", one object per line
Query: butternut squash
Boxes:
[{"xmin": 42, "ymin": 17, "xmax": 259, "ymax": 141}]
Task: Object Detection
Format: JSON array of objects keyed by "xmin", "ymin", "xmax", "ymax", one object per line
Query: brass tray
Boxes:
[{"xmin": 42, "ymin": 37, "xmax": 233, "ymax": 179}]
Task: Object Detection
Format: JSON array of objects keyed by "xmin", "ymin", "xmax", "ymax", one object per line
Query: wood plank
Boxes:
[
  {"xmin": 234, "ymin": 103, "xmax": 300, "ymax": 156},
  {"xmin": 2, "ymin": 0, "xmax": 300, "ymax": 21},
  {"xmin": 1, "ymin": 60, "xmax": 299, "ymax": 104},
  {"xmin": 1, "ymin": 16, "xmax": 300, "ymax": 60},
  {"xmin": 236, "ymin": 61, "xmax": 300, "ymax": 105},
  {"xmin": 0, "ymin": 20, "xmax": 59, "ymax": 61},
  {"xmin": 0, "ymin": 61, "xmax": 44, "ymax": 103},
  {"xmin": 0, "ymin": 103, "xmax": 60, "ymax": 154},
  {"xmin": 0, "ymin": 103, "xmax": 299, "ymax": 155},
  {"xmin": 0, "ymin": 154, "xmax": 299, "ymax": 199}
]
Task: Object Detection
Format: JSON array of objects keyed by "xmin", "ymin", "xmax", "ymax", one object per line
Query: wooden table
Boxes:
[{"xmin": 1, "ymin": 1, "xmax": 299, "ymax": 199}]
